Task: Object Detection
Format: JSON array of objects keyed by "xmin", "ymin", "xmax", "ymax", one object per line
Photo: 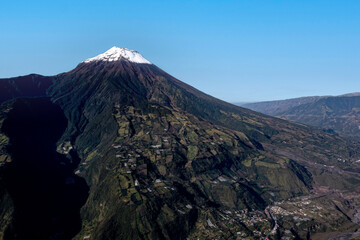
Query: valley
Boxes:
[{"xmin": 0, "ymin": 98, "xmax": 88, "ymax": 240}]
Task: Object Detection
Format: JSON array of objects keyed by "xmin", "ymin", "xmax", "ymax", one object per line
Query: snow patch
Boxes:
[{"xmin": 83, "ymin": 46, "xmax": 151, "ymax": 64}]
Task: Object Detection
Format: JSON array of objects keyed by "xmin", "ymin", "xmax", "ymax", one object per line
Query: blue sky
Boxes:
[{"xmin": 1, "ymin": 0, "xmax": 359, "ymax": 102}]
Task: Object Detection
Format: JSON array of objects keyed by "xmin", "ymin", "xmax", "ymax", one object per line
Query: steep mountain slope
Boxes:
[
  {"xmin": 1, "ymin": 47, "xmax": 360, "ymax": 239},
  {"xmin": 243, "ymin": 94, "xmax": 360, "ymax": 139},
  {"xmin": 0, "ymin": 102, "xmax": 13, "ymax": 240}
]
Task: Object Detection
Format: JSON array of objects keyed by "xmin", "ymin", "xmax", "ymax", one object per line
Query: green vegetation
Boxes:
[
  {"xmin": 0, "ymin": 134, "xmax": 8, "ymax": 145},
  {"xmin": 186, "ymin": 145, "xmax": 198, "ymax": 160},
  {"xmin": 255, "ymin": 160, "xmax": 280, "ymax": 168},
  {"xmin": 0, "ymin": 60, "xmax": 359, "ymax": 239}
]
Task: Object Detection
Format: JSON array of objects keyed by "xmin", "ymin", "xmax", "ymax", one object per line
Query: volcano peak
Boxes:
[{"xmin": 83, "ymin": 46, "xmax": 151, "ymax": 64}]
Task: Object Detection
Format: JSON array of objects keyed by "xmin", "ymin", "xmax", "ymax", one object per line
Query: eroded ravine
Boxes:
[{"xmin": 1, "ymin": 98, "xmax": 88, "ymax": 240}]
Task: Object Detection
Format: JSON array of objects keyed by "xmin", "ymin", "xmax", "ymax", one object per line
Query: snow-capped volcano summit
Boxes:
[{"xmin": 83, "ymin": 47, "xmax": 151, "ymax": 64}]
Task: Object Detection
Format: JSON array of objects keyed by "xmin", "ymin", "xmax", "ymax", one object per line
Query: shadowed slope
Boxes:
[
  {"xmin": 1, "ymin": 98, "xmax": 88, "ymax": 240},
  {"xmin": 0, "ymin": 74, "xmax": 53, "ymax": 104}
]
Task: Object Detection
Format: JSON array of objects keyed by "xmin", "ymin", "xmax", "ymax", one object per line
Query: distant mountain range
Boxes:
[
  {"xmin": 242, "ymin": 93, "xmax": 360, "ymax": 139},
  {"xmin": 1, "ymin": 47, "xmax": 360, "ymax": 239}
]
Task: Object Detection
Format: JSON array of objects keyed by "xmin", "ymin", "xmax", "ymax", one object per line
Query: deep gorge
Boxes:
[{"xmin": 1, "ymin": 98, "xmax": 88, "ymax": 240}]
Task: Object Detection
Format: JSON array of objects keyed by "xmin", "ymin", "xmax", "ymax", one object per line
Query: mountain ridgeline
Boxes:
[
  {"xmin": 1, "ymin": 47, "xmax": 360, "ymax": 239},
  {"xmin": 243, "ymin": 93, "xmax": 360, "ymax": 139}
]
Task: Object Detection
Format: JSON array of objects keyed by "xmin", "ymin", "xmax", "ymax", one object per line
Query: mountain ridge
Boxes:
[{"xmin": 242, "ymin": 93, "xmax": 360, "ymax": 139}]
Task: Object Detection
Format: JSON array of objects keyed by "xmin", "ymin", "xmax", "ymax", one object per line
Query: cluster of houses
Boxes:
[
  {"xmin": 111, "ymin": 142, "xmax": 176, "ymax": 194},
  {"xmin": 196, "ymin": 208, "xmax": 278, "ymax": 240}
]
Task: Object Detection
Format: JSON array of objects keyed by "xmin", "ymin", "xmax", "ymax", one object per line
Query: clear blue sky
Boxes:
[{"xmin": 1, "ymin": 0, "xmax": 359, "ymax": 102}]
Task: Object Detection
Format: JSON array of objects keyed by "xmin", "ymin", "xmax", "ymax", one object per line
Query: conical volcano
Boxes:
[{"xmin": 1, "ymin": 47, "xmax": 360, "ymax": 239}]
